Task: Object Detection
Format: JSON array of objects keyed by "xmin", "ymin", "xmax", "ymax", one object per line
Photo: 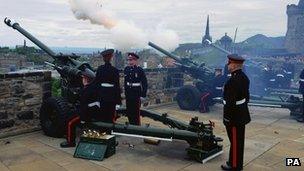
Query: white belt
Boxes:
[
  {"xmin": 283, "ymin": 70, "xmax": 292, "ymax": 74},
  {"xmin": 101, "ymin": 83, "xmax": 114, "ymax": 87},
  {"xmin": 227, "ymin": 74, "xmax": 232, "ymax": 77},
  {"xmin": 223, "ymin": 98, "xmax": 246, "ymax": 105},
  {"xmin": 88, "ymin": 101, "xmax": 100, "ymax": 108},
  {"xmin": 300, "ymin": 79, "xmax": 304, "ymax": 82},
  {"xmin": 269, "ymin": 79, "xmax": 276, "ymax": 82},
  {"xmin": 127, "ymin": 82, "xmax": 141, "ymax": 87},
  {"xmin": 224, "ymin": 118, "xmax": 230, "ymax": 122},
  {"xmin": 276, "ymin": 74, "xmax": 284, "ymax": 77},
  {"xmin": 216, "ymin": 87, "xmax": 223, "ymax": 90}
]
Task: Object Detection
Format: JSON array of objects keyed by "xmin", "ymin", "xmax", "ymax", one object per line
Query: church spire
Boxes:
[{"xmin": 202, "ymin": 15, "xmax": 212, "ymax": 44}]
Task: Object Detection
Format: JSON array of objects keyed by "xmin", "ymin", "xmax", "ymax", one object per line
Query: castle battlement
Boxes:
[
  {"xmin": 285, "ymin": 0, "xmax": 304, "ymax": 54},
  {"xmin": 287, "ymin": 4, "xmax": 304, "ymax": 15}
]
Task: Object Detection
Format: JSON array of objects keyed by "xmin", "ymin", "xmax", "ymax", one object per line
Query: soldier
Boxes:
[
  {"xmin": 221, "ymin": 54, "xmax": 251, "ymax": 171},
  {"xmin": 94, "ymin": 49, "xmax": 122, "ymax": 124},
  {"xmin": 199, "ymin": 68, "xmax": 225, "ymax": 113},
  {"xmin": 124, "ymin": 52, "xmax": 148, "ymax": 125},
  {"xmin": 60, "ymin": 71, "xmax": 100, "ymax": 148},
  {"xmin": 297, "ymin": 68, "xmax": 304, "ymax": 123},
  {"xmin": 212, "ymin": 68, "xmax": 226, "ymax": 98}
]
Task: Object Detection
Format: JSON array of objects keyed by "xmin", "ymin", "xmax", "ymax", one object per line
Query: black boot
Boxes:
[
  {"xmin": 296, "ymin": 117, "xmax": 304, "ymax": 123},
  {"xmin": 221, "ymin": 162, "xmax": 243, "ymax": 171},
  {"xmin": 221, "ymin": 161, "xmax": 233, "ymax": 170},
  {"xmin": 60, "ymin": 141, "xmax": 76, "ymax": 148}
]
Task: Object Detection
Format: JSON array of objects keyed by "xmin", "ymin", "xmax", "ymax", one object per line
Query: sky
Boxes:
[{"xmin": 0, "ymin": 0, "xmax": 300, "ymax": 49}]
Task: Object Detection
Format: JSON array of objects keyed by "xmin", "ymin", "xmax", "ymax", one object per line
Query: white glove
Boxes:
[
  {"xmin": 115, "ymin": 105, "xmax": 121, "ymax": 110},
  {"xmin": 140, "ymin": 97, "xmax": 146, "ymax": 101}
]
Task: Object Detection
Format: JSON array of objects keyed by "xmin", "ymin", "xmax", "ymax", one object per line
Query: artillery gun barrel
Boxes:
[
  {"xmin": 4, "ymin": 17, "xmax": 56, "ymax": 57},
  {"xmin": 45, "ymin": 61, "xmax": 62, "ymax": 70},
  {"xmin": 148, "ymin": 42, "xmax": 183, "ymax": 63},
  {"xmin": 204, "ymin": 39, "xmax": 231, "ymax": 55},
  {"xmin": 91, "ymin": 122, "xmax": 199, "ymax": 142}
]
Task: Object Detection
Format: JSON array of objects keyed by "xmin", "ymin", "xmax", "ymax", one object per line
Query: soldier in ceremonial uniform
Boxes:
[
  {"xmin": 60, "ymin": 71, "xmax": 99, "ymax": 148},
  {"xmin": 124, "ymin": 52, "xmax": 148, "ymax": 125},
  {"xmin": 221, "ymin": 54, "xmax": 251, "ymax": 171},
  {"xmin": 94, "ymin": 49, "xmax": 122, "ymax": 124},
  {"xmin": 199, "ymin": 68, "xmax": 225, "ymax": 113},
  {"xmin": 297, "ymin": 68, "xmax": 304, "ymax": 123},
  {"xmin": 212, "ymin": 68, "xmax": 226, "ymax": 98}
]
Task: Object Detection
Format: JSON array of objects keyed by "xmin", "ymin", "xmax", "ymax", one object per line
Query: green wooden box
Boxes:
[{"xmin": 74, "ymin": 135, "xmax": 116, "ymax": 161}]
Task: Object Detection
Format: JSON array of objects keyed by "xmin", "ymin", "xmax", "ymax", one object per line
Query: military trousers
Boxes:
[
  {"xmin": 126, "ymin": 98, "xmax": 141, "ymax": 125},
  {"xmin": 66, "ymin": 115, "xmax": 80, "ymax": 145},
  {"xmin": 225, "ymin": 124, "xmax": 245, "ymax": 170}
]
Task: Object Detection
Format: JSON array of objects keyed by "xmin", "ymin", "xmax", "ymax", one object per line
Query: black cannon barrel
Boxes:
[
  {"xmin": 148, "ymin": 42, "xmax": 184, "ymax": 63},
  {"xmin": 91, "ymin": 122, "xmax": 199, "ymax": 142},
  {"xmin": 4, "ymin": 17, "xmax": 56, "ymax": 57},
  {"xmin": 204, "ymin": 39, "xmax": 231, "ymax": 55}
]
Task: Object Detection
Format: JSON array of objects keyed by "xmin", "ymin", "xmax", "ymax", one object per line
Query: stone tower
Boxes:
[
  {"xmin": 285, "ymin": 0, "xmax": 304, "ymax": 54},
  {"xmin": 202, "ymin": 15, "xmax": 212, "ymax": 44}
]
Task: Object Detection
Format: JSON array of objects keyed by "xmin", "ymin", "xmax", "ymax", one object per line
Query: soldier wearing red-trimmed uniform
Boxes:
[
  {"xmin": 124, "ymin": 53, "xmax": 148, "ymax": 125},
  {"xmin": 221, "ymin": 54, "xmax": 251, "ymax": 171},
  {"xmin": 94, "ymin": 49, "xmax": 122, "ymax": 123},
  {"xmin": 60, "ymin": 71, "xmax": 100, "ymax": 148}
]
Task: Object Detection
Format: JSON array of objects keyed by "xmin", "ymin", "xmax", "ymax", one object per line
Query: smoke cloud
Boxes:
[{"xmin": 68, "ymin": 0, "xmax": 179, "ymax": 51}]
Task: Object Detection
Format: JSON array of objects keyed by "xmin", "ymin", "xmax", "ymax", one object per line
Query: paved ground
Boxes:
[{"xmin": 0, "ymin": 103, "xmax": 303, "ymax": 171}]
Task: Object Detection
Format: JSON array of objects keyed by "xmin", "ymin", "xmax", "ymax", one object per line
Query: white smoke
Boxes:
[
  {"xmin": 69, "ymin": 0, "xmax": 117, "ymax": 29},
  {"xmin": 110, "ymin": 21, "xmax": 147, "ymax": 51},
  {"xmin": 68, "ymin": 0, "xmax": 179, "ymax": 51}
]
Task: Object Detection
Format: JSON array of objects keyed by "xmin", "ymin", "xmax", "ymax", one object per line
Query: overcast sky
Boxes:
[{"xmin": 0, "ymin": 0, "xmax": 300, "ymax": 48}]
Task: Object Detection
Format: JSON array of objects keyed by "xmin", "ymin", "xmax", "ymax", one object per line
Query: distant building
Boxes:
[
  {"xmin": 202, "ymin": 15, "xmax": 212, "ymax": 45},
  {"xmin": 285, "ymin": 0, "xmax": 304, "ymax": 54},
  {"xmin": 0, "ymin": 53, "xmax": 26, "ymax": 72},
  {"xmin": 219, "ymin": 33, "xmax": 233, "ymax": 52},
  {"xmin": 113, "ymin": 50, "xmax": 124, "ymax": 69}
]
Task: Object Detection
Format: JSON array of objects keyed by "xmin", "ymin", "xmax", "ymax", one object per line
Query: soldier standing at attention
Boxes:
[
  {"xmin": 297, "ymin": 68, "xmax": 304, "ymax": 123},
  {"xmin": 221, "ymin": 54, "xmax": 251, "ymax": 171},
  {"xmin": 124, "ymin": 52, "xmax": 148, "ymax": 125},
  {"xmin": 94, "ymin": 49, "xmax": 122, "ymax": 124}
]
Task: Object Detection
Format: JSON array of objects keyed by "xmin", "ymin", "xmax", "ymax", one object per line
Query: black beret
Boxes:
[
  {"xmin": 128, "ymin": 52, "xmax": 139, "ymax": 59},
  {"xmin": 101, "ymin": 49, "xmax": 114, "ymax": 57},
  {"xmin": 227, "ymin": 54, "xmax": 245, "ymax": 63}
]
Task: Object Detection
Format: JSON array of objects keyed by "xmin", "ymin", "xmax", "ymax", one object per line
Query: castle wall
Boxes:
[
  {"xmin": 285, "ymin": 1, "xmax": 304, "ymax": 54},
  {"xmin": 0, "ymin": 71, "xmax": 51, "ymax": 138}
]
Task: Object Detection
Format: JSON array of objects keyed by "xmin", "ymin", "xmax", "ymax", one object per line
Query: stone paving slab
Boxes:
[
  {"xmin": 8, "ymin": 159, "xmax": 66, "ymax": 171},
  {"xmin": 0, "ymin": 162, "xmax": 9, "ymax": 171},
  {"xmin": 0, "ymin": 104, "xmax": 304, "ymax": 170},
  {"xmin": 0, "ymin": 147, "xmax": 44, "ymax": 167}
]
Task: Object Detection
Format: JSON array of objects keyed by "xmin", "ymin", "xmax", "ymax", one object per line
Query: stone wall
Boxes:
[{"xmin": 0, "ymin": 71, "xmax": 51, "ymax": 137}]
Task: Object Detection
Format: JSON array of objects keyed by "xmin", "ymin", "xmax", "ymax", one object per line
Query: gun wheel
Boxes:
[
  {"xmin": 40, "ymin": 97, "xmax": 72, "ymax": 138},
  {"xmin": 176, "ymin": 85, "xmax": 201, "ymax": 110}
]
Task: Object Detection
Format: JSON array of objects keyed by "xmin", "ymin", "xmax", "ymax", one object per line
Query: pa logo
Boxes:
[{"xmin": 286, "ymin": 158, "xmax": 301, "ymax": 166}]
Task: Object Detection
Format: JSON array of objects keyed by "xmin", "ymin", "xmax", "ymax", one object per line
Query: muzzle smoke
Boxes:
[{"xmin": 69, "ymin": 0, "xmax": 179, "ymax": 51}]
